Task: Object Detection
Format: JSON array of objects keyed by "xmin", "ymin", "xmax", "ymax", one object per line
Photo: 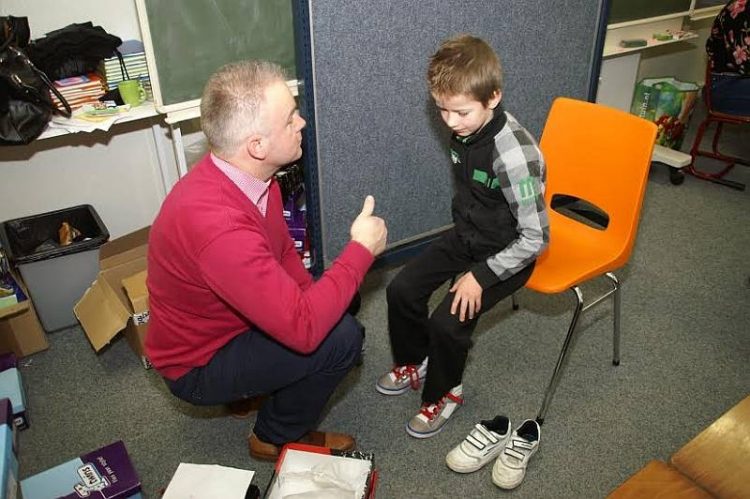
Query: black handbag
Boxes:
[{"xmin": 0, "ymin": 37, "xmax": 72, "ymax": 145}]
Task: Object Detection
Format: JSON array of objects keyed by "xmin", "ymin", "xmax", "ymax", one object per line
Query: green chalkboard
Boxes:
[
  {"xmin": 608, "ymin": 0, "xmax": 692, "ymax": 24},
  {"xmin": 139, "ymin": 0, "xmax": 296, "ymax": 109}
]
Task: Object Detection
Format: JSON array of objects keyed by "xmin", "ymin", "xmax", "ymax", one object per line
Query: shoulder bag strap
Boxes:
[{"xmin": 7, "ymin": 45, "xmax": 72, "ymax": 118}]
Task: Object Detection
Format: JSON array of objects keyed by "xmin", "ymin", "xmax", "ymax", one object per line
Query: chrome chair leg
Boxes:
[
  {"xmin": 536, "ymin": 286, "xmax": 584, "ymax": 425},
  {"xmin": 511, "ymin": 293, "xmax": 518, "ymax": 310},
  {"xmin": 605, "ymin": 272, "xmax": 621, "ymax": 366}
]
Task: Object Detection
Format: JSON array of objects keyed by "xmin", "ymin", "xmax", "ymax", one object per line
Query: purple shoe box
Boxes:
[
  {"xmin": 0, "ymin": 353, "xmax": 17, "ymax": 373},
  {"xmin": 289, "ymin": 228, "xmax": 306, "ymax": 252},
  {"xmin": 20, "ymin": 440, "xmax": 141, "ymax": 499},
  {"xmin": 283, "ymin": 190, "xmax": 307, "ymax": 229}
]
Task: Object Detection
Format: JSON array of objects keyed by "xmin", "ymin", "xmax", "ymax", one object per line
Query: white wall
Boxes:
[
  {"xmin": 1, "ymin": 0, "xmax": 142, "ymax": 44},
  {"xmin": 0, "ymin": 0, "xmax": 182, "ymax": 239},
  {"xmin": 638, "ymin": 18, "xmax": 714, "ymax": 83}
]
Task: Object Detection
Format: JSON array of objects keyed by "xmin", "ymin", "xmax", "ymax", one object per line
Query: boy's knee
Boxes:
[{"xmin": 427, "ymin": 312, "xmax": 470, "ymax": 346}]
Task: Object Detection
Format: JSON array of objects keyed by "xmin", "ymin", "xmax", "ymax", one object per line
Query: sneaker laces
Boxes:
[
  {"xmin": 392, "ymin": 364, "xmax": 422, "ymax": 390},
  {"xmin": 420, "ymin": 392, "xmax": 464, "ymax": 421}
]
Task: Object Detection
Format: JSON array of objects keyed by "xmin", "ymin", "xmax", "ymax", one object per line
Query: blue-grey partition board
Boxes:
[{"xmin": 311, "ymin": 0, "xmax": 604, "ymax": 260}]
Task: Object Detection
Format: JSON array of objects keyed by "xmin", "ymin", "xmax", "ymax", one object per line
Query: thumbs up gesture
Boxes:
[{"xmin": 350, "ymin": 195, "xmax": 387, "ymax": 256}]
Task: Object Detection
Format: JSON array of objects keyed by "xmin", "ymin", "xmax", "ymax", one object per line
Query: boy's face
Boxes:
[{"xmin": 432, "ymin": 91, "xmax": 501, "ymax": 137}]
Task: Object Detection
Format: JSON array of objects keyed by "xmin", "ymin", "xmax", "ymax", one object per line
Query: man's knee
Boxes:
[{"xmin": 327, "ymin": 313, "xmax": 364, "ymax": 367}]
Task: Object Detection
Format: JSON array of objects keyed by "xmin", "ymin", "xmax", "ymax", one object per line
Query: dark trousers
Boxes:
[
  {"xmin": 387, "ymin": 230, "xmax": 533, "ymax": 403},
  {"xmin": 711, "ymin": 74, "xmax": 750, "ymax": 116},
  {"xmin": 167, "ymin": 314, "xmax": 363, "ymax": 445}
]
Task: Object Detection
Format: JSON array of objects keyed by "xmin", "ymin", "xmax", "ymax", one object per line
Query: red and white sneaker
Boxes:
[
  {"xmin": 406, "ymin": 385, "xmax": 463, "ymax": 438},
  {"xmin": 375, "ymin": 358, "xmax": 428, "ymax": 395}
]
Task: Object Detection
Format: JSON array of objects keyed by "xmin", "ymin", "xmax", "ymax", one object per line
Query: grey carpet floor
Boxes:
[{"xmin": 16, "ymin": 100, "xmax": 750, "ymax": 498}]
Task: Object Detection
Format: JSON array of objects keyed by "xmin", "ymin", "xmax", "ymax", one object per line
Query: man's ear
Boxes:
[
  {"xmin": 488, "ymin": 90, "xmax": 502, "ymax": 110},
  {"xmin": 246, "ymin": 134, "xmax": 267, "ymax": 160}
]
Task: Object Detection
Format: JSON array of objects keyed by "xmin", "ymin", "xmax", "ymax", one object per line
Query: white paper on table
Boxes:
[
  {"xmin": 162, "ymin": 463, "xmax": 255, "ymax": 499},
  {"xmin": 48, "ymin": 105, "xmax": 132, "ymax": 133}
]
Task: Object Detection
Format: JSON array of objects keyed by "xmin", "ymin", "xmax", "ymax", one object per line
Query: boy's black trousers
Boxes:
[{"xmin": 386, "ymin": 229, "xmax": 533, "ymax": 403}]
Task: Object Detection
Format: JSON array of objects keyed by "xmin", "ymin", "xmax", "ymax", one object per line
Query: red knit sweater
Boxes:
[{"xmin": 145, "ymin": 155, "xmax": 373, "ymax": 380}]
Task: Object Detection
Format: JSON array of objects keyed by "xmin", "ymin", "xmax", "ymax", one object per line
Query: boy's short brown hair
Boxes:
[{"xmin": 427, "ymin": 34, "xmax": 503, "ymax": 106}]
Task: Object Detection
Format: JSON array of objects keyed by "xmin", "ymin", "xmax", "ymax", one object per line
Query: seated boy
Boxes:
[{"xmin": 376, "ymin": 34, "xmax": 549, "ymax": 439}]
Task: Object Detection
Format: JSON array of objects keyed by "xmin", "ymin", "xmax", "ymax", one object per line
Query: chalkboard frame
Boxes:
[
  {"xmin": 607, "ymin": 0, "xmax": 692, "ymax": 27},
  {"xmin": 135, "ymin": 0, "xmax": 299, "ymax": 114}
]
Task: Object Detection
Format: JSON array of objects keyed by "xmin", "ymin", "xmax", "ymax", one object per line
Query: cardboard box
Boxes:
[
  {"xmin": 20, "ymin": 440, "xmax": 141, "ymax": 499},
  {"xmin": 0, "ymin": 272, "xmax": 49, "ymax": 359},
  {"xmin": 0, "ymin": 369, "xmax": 28, "ymax": 430},
  {"xmin": 74, "ymin": 228, "xmax": 151, "ymax": 369}
]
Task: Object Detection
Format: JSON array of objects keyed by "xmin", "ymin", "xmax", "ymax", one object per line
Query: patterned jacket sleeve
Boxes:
[{"xmin": 470, "ymin": 122, "xmax": 550, "ymax": 289}]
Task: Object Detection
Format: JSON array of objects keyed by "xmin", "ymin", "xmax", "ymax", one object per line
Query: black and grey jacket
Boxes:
[{"xmin": 449, "ymin": 105, "xmax": 549, "ymax": 289}]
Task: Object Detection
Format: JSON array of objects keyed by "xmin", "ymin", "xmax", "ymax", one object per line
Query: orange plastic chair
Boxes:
[
  {"xmin": 527, "ymin": 97, "xmax": 657, "ymax": 424},
  {"xmin": 685, "ymin": 64, "xmax": 750, "ymax": 191}
]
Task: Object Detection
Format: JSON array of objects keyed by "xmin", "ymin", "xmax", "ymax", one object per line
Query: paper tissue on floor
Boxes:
[{"xmin": 265, "ymin": 443, "xmax": 377, "ymax": 499}]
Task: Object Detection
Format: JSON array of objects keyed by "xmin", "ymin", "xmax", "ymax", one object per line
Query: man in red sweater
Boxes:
[{"xmin": 145, "ymin": 60, "xmax": 387, "ymax": 461}]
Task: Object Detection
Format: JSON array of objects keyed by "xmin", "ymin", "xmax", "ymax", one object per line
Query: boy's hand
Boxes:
[
  {"xmin": 450, "ymin": 272, "xmax": 482, "ymax": 322},
  {"xmin": 350, "ymin": 195, "xmax": 387, "ymax": 256}
]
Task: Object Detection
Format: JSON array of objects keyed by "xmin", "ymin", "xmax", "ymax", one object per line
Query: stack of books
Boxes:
[
  {"xmin": 50, "ymin": 73, "xmax": 106, "ymax": 111},
  {"xmin": 99, "ymin": 39, "xmax": 152, "ymax": 100}
]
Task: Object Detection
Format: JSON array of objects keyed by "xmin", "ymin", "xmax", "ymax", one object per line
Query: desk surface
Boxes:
[{"xmin": 37, "ymin": 102, "xmax": 160, "ymax": 141}]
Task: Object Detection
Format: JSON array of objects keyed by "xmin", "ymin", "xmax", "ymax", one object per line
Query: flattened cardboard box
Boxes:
[{"xmin": 74, "ymin": 227, "xmax": 151, "ymax": 368}]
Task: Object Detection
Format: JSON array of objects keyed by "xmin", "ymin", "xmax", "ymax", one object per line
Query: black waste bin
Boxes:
[{"xmin": 0, "ymin": 205, "xmax": 109, "ymax": 331}]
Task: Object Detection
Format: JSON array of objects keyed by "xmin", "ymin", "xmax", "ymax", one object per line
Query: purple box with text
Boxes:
[{"xmin": 21, "ymin": 440, "xmax": 141, "ymax": 499}]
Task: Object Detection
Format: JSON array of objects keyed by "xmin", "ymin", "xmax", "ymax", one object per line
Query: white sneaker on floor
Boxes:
[
  {"xmin": 492, "ymin": 419, "xmax": 541, "ymax": 490},
  {"xmin": 375, "ymin": 357, "xmax": 428, "ymax": 395},
  {"xmin": 405, "ymin": 385, "xmax": 463, "ymax": 438},
  {"xmin": 446, "ymin": 415, "xmax": 511, "ymax": 473}
]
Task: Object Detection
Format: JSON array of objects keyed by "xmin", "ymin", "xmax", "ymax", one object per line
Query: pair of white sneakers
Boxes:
[{"xmin": 446, "ymin": 415, "xmax": 541, "ymax": 490}]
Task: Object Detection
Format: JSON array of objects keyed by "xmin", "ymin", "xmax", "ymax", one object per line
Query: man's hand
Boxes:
[
  {"xmin": 350, "ymin": 195, "xmax": 387, "ymax": 256},
  {"xmin": 450, "ymin": 272, "xmax": 483, "ymax": 322}
]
